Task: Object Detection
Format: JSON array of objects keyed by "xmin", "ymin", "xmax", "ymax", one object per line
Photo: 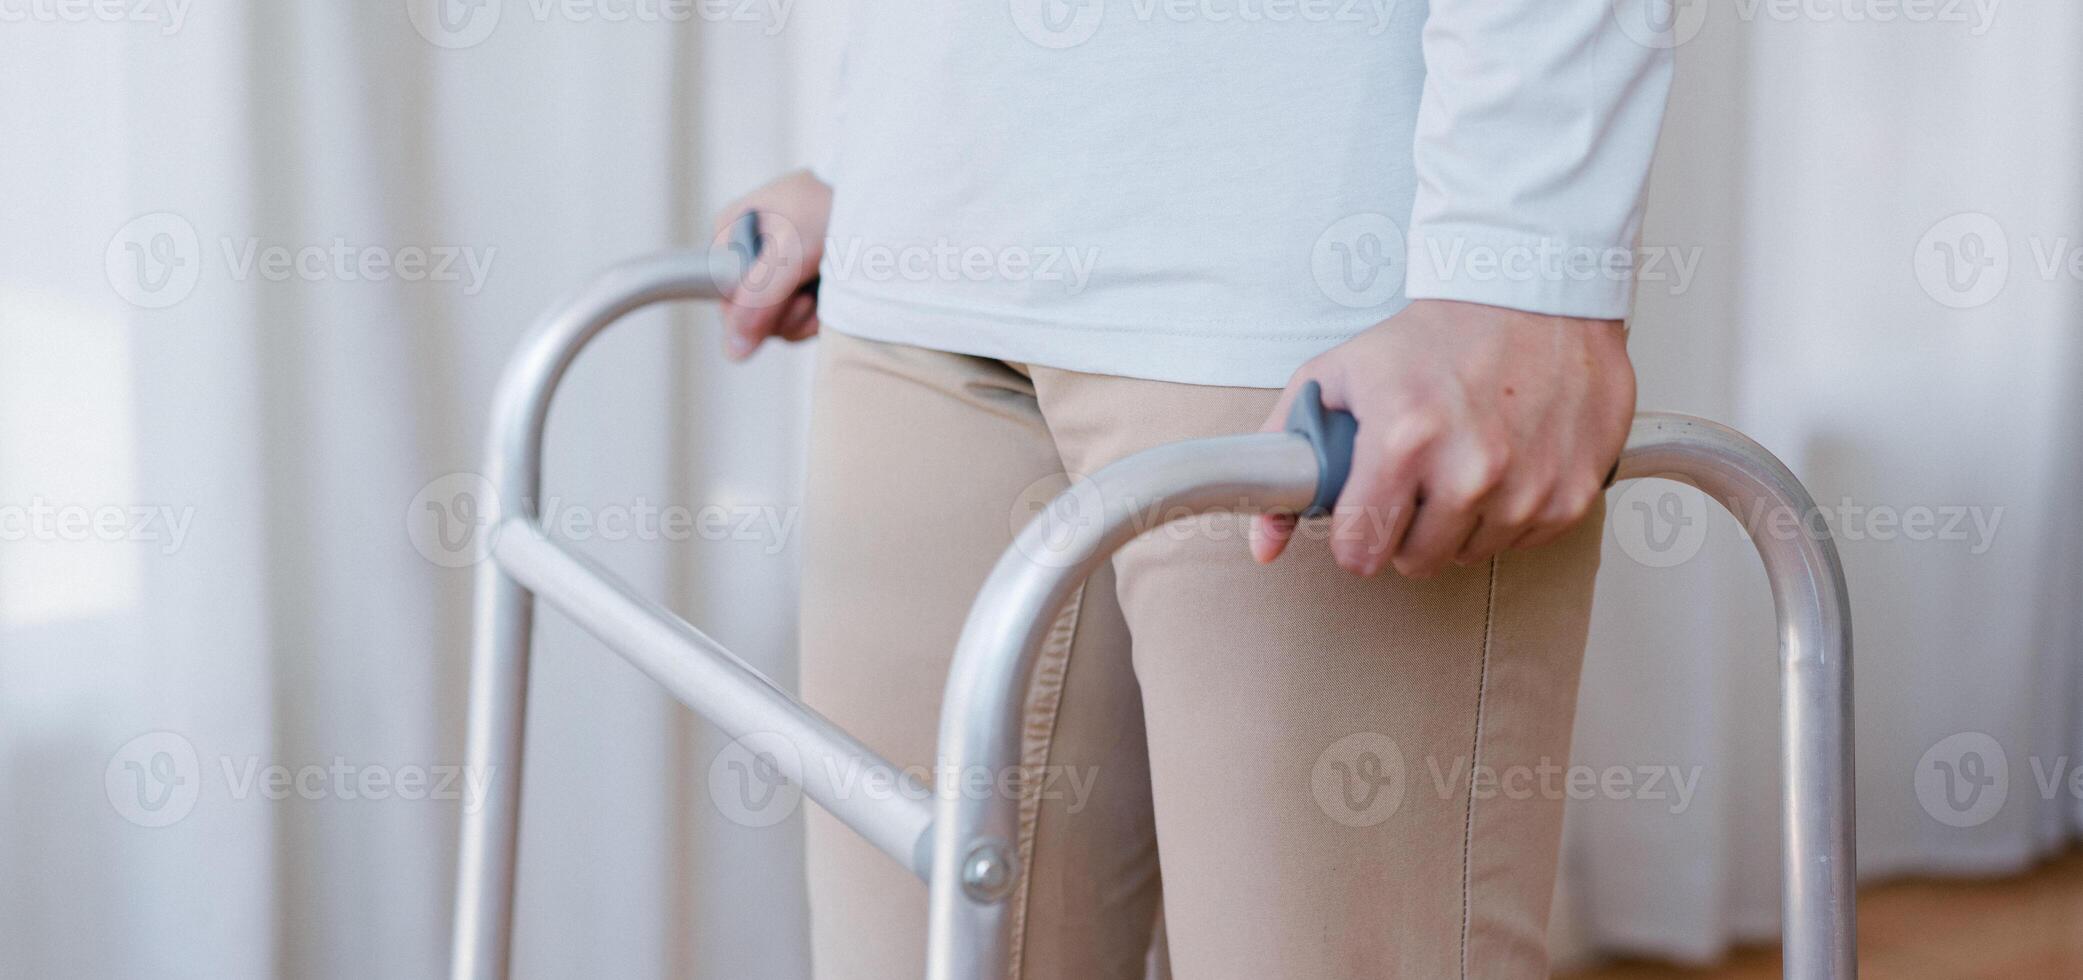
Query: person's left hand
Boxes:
[{"xmin": 1250, "ymin": 299, "xmax": 1635, "ymax": 578}]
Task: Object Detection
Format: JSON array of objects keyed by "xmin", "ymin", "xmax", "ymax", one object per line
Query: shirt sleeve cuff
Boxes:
[{"xmin": 1402, "ymin": 224, "xmax": 1638, "ymax": 321}]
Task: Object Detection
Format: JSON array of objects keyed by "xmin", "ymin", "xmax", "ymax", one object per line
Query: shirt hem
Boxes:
[{"xmin": 816, "ymin": 287, "xmax": 1368, "ymax": 389}]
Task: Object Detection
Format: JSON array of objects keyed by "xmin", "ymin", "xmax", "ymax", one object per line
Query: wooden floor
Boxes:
[{"xmin": 1557, "ymin": 849, "xmax": 2083, "ymax": 979}]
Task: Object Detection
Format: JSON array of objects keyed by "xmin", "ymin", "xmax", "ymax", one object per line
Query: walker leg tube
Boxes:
[
  {"xmin": 451, "ymin": 570, "xmax": 533, "ymax": 980},
  {"xmin": 1614, "ymin": 414, "xmax": 1856, "ymax": 979},
  {"xmin": 448, "ymin": 242, "xmax": 742, "ymax": 980},
  {"xmin": 1783, "ymin": 581, "xmax": 1856, "ymax": 979}
]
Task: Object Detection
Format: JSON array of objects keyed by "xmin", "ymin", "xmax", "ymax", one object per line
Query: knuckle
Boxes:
[
  {"xmin": 1434, "ymin": 485, "xmax": 1482, "ymax": 512},
  {"xmin": 1470, "ymin": 443, "xmax": 1510, "ymax": 490},
  {"xmin": 1496, "ymin": 492, "xmax": 1542, "ymax": 529},
  {"xmin": 1381, "ymin": 414, "xmax": 1443, "ymax": 456},
  {"xmin": 1434, "ymin": 469, "xmax": 1492, "ymax": 510},
  {"xmin": 1550, "ymin": 482, "xmax": 1601, "ymax": 523}
]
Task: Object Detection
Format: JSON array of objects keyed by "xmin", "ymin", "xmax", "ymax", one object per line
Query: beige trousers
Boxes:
[{"xmin": 798, "ymin": 330, "xmax": 1604, "ymax": 979}]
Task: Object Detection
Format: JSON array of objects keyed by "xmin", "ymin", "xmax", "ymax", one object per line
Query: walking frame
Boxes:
[{"xmin": 449, "ymin": 218, "xmax": 1857, "ymax": 979}]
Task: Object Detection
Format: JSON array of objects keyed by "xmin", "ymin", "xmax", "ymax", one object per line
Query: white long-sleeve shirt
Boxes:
[{"xmin": 812, "ymin": 0, "xmax": 1674, "ymax": 388}]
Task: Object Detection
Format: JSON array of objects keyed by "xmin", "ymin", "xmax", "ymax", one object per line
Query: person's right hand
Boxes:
[{"xmin": 711, "ymin": 169, "xmax": 832, "ymax": 361}]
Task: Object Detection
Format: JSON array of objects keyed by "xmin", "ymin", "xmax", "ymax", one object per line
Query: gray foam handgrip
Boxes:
[{"xmin": 1284, "ymin": 380, "xmax": 1358, "ymax": 518}]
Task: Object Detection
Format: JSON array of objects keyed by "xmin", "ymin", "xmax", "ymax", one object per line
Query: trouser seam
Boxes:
[
  {"xmin": 1461, "ymin": 557, "xmax": 1500, "ymax": 980},
  {"xmin": 1005, "ymin": 580, "xmax": 1089, "ymax": 980}
]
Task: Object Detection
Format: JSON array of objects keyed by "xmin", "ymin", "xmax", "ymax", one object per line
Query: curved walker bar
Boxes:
[
  {"xmin": 927, "ymin": 413, "xmax": 1856, "ymax": 979},
  {"xmin": 455, "ymin": 222, "xmax": 930, "ymax": 980},
  {"xmin": 452, "ymin": 234, "xmax": 1854, "ymax": 979}
]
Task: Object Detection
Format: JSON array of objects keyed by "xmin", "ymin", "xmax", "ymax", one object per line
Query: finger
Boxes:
[
  {"xmin": 1506, "ymin": 476, "xmax": 1605, "ymax": 551},
  {"xmin": 1454, "ymin": 485, "xmax": 1544, "ymax": 564},
  {"xmin": 1328, "ymin": 427, "xmax": 1423, "ymax": 576},
  {"xmin": 1393, "ymin": 442, "xmax": 1503, "ymax": 577},
  {"xmin": 723, "ymin": 219, "xmax": 818, "ymax": 359},
  {"xmin": 775, "ymin": 291, "xmax": 820, "ymax": 342},
  {"xmin": 741, "ymin": 211, "xmax": 811, "ymax": 304},
  {"xmin": 1250, "ymin": 512, "xmax": 1297, "ymax": 564},
  {"xmin": 722, "ymin": 291, "xmax": 785, "ymax": 361}
]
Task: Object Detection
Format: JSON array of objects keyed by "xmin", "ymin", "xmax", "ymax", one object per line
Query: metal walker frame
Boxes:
[{"xmin": 449, "ymin": 231, "xmax": 1856, "ymax": 979}]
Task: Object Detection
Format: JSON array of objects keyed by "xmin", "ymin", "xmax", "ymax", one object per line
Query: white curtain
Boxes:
[{"xmin": 2, "ymin": 3, "xmax": 2077, "ymax": 978}]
